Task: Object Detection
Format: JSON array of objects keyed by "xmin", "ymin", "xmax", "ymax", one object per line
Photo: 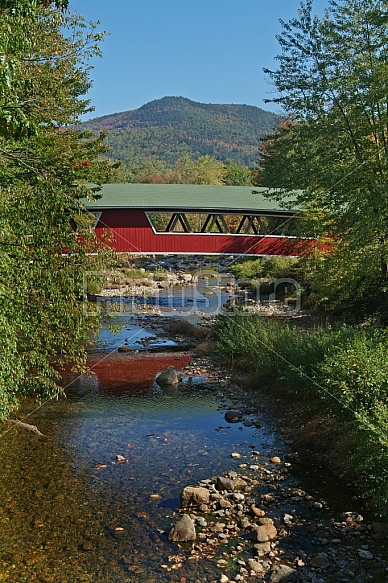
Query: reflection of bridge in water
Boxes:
[{"xmin": 84, "ymin": 184, "xmax": 315, "ymax": 256}]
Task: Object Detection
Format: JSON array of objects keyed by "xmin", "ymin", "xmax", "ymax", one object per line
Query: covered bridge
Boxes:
[{"xmin": 83, "ymin": 183, "xmax": 309, "ymax": 256}]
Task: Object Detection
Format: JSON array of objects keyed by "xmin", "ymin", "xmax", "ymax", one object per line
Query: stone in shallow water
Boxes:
[
  {"xmin": 225, "ymin": 410, "xmax": 243, "ymax": 422},
  {"xmin": 248, "ymin": 559, "xmax": 264, "ymax": 574},
  {"xmin": 270, "ymin": 564, "xmax": 297, "ymax": 582},
  {"xmin": 250, "ymin": 523, "xmax": 277, "ymax": 543},
  {"xmin": 168, "ymin": 514, "xmax": 196, "ymax": 542},
  {"xmin": 216, "ymin": 475, "xmax": 246, "ymax": 492},
  {"xmin": 155, "ymin": 366, "xmax": 179, "ymax": 385},
  {"xmin": 310, "ymin": 552, "xmax": 331, "ymax": 568},
  {"xmin": 118, "ymin": 345, "xmax": 130, "ymax": 352},
  {"xmin": 181, "ymin": 486, "xmax": 210, "ymax": 507},
  {"xmin": 253, "ymin": 541, "xmax": 271, "ymax": 556}
]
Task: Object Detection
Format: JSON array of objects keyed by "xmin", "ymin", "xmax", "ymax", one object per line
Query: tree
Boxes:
[
  {"xmin": 224, "ymin": 159, "xmax": 253, "ymax": 185},
  {"xmin": 258, "ymin": 0, "xmax": 388, "ymax": 315},
  {"xmin": 0, "ymin": 4, "xmax": 113, "ymax": 418}
]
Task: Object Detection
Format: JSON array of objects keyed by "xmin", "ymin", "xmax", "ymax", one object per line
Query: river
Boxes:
[{"xmin": 0, "ymin": 298, "xmax": 386, "ymax": 582}]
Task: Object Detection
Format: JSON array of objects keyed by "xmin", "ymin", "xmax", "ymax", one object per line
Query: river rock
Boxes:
[
  {"xmin": 370, "ymin": 521, "xmax": 387, "ymax": 540},
  {"xmin": 218, "ymin": 497, "xmax": 232, "ymax": 509},
  {"xmin": 216, "ymin": 476, "xmax": 246, "ymax": 491},
  {"xmin": 253, "ymin": 542, "xmax": 271, "ymax": 556},
  {"xmin": 250, "ymin": 523, "xmax": 277, "ymax": 543},
  {"xmin": 251, "ymin": 505, "xmax": 266, "ymax": 518},
  {"xmin": 181, "ymin": 486, "xmax": 210, "ymax": 507},
  {"xmin": 168, "ymin": 514, "xmax": 196, "ymax": 542},
  {"xmin": 270, "ymin": 564, "xmax": 298, "ymax": 582},
  {"xmin": 155, "ymin": 366, "xmax": 179, "ymax": 386},
  {"xmin": 118, "ymin": 345, "xmax": 130, "ymax": 352},
  {"xmin": 225, "ymin": 410, "xmax": 243, "ymax": 422},
  {"xmin": 310, "ymin": 552, "xmax": 330, "ymax": 568},
  {"xmin": 248, "ymin": 559, "xmax": 264, "ymax": 574}
]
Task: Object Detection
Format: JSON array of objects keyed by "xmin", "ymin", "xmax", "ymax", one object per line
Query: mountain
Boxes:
[{"xmin": 82, "ymin": 96, "xmax": 282, "ymax": 167}]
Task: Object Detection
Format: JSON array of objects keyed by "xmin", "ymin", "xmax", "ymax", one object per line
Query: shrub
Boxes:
[
  {"xmin": 229, "ymin": 257, "xmax": 300, "ymax": 281},
  {"xmin": 215, "ymin": 314, "xmax": 388, "ymax": 512},
  {"xmin": 229, "ymin": 259, "xmax": 263, "ymax": 280},
  {"xmin": 315, "ymin": 333, "xmax": 388, "ymax": 412}
]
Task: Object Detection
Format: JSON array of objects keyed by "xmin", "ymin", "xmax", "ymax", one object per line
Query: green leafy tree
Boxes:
[
  {"xmin": 224, "ymin": 159, "xmax": 253, "ymax": 185},
  {"xmin": 0, "ymin": 4, "xmax": 113, "ymax": 418},
  {"xmin": 258, "ymin": 0, "xmax": 388, "ymax": 315}
]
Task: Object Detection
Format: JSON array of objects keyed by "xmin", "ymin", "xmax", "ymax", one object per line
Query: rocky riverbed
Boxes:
[
  {"xmin": 155, "ymin": 349, "xmax": 388, "ymax": 583},
  {"xmin": 88, "ymin": 270, "xmax": 388, "ymax": 583},
  {"xmin": 1, "ymin": 279, "xmax": 386, "ymax": 582}
]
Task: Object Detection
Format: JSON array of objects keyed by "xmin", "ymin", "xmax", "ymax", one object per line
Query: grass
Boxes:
[{"xmin": 215, "ymin": 313, "xmax": 388, "ymax": 515}]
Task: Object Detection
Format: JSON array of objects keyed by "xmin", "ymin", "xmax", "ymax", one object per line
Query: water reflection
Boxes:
[{"xmin": 0, "ymin": 351, "xmax": 275, "ymax": 582}]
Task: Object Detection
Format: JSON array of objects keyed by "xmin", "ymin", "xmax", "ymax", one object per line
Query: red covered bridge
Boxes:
[{"xmin": 84, "ymin": 184, "xmax": 312, "ymax": 256}]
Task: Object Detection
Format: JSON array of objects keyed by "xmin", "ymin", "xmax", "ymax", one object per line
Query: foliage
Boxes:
[
  {"xmin": 228, "ymin": 256, "xmax": 300, "ymax": 280},
  {"xmin": 166, "ymin": 154, "xmax": 225, "ymax": 185},
  {"xmin": 0, "ymin": 3, "xmax": 104, "ymax": 136},
  {"xmin": 0, "ymin": 5, "xmax": 113, "ymax": 418},
  {"xmin": 111, "ymin": 153, "xmax": 254, "ymax": 186},
  {"xmin": 0, "ymin": 1, "xmax": 69, "ymax": 15},
  {"xmin": 215, "ymin": 314, "xmax": 388, "ymax": 510},
  {"xmin": 228, "ymin": 259, "xmax": 264, "ymax": 280},
  {"xmin": 215, "ymin": 314, "xmax": 340, "ymax": 389},
  {"xmin": 315, "ymin": 327, "xmax": 388, "ymax": 415},
  {"xmin": 315, "ymin": 326, "xmax": 388, "ymax": 507},
  {"xmin": 224, "ymin": 159, "xmax": 254, "ymax": 185},
  {"xmin": 257, "ymin": 0, "xmax": 388, "ymax": 317},
  {"xmin": 83, "ymin": 96, "xmax": 281, "ymax": 167}
]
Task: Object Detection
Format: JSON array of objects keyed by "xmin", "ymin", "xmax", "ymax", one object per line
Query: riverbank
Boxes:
[
  {"xmin": 161, "ymin": 340, "xmax": 388, "ymax": 583},
  {"xmin": 214, "ymin": 312, "xmax": 388, "ymax": 517}
]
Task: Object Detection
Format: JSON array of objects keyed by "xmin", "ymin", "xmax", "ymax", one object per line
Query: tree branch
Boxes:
[{"xmin": 7, "ymin": 419, "xmax": 46, "ymax": 437}]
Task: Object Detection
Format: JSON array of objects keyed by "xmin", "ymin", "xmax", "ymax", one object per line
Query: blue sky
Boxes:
[{"xmin": 69, "ymin": 0, "xmax": 329, "ymax": 120}]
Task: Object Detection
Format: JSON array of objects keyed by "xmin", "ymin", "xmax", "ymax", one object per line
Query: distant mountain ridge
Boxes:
[{"xmin": 83, "ymin": 96, "xmax": 282, "ymax": 167}]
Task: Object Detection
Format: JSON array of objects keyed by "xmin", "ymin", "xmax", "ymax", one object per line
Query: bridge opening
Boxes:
[{"xmin": 147, "ymin": 212, "xmax": 299, "ymax": 236}]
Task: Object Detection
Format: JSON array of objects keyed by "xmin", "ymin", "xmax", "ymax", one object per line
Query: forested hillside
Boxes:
[{"xmin": 82, "ymin": 96, "xmax": 281, "ymax": 167}]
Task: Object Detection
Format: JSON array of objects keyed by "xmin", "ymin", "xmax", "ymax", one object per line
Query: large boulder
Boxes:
[
  {"xmin": 168, "ymin": 514, "xmax": 196, "ymax": 542},
  {"xmin": 181, "ymin": 486, "xmax": 210, "ymax": 507},
  {"xmin": 155, "ymin": 366, "xmax": 179, "ymax": 386}
]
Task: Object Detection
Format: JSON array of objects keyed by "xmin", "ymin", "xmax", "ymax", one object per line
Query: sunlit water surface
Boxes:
[{"xmin": 0, "ymin": 346, "xmax": 279, "ymax": 583}]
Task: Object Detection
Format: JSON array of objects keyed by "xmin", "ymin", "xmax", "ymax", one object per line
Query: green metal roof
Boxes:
[{"xmin": 83, "ymin": 184, "xmax": 299, "ymax": 213}]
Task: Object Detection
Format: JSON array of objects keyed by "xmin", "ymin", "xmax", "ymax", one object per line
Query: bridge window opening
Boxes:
[{"xmin": 147, "ymin": 212, "xmax": 298, "ymax": 236}]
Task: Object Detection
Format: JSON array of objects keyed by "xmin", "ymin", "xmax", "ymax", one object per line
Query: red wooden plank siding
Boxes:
[{"xmin": 94, "ymin": 209, "xmax": 314, "ymax": 256}]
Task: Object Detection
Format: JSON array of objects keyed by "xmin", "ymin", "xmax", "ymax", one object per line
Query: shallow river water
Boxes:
[
  {"xmin": 0, "ymin": 344, "xmax": 281, "ymax": 583},
  {"xmin": 0, "ymin": 310, "xmax": 386, "ymax": 583}
]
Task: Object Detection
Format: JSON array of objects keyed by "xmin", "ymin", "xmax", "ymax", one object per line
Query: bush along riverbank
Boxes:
[{"xmin": 214, "ymin": 314, "xmax": 388, "ymax": 517}]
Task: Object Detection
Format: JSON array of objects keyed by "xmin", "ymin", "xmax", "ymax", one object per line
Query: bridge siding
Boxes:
[{"xmin": 94, "ymin": 209, "xmax": 310, "ymax": 256}]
